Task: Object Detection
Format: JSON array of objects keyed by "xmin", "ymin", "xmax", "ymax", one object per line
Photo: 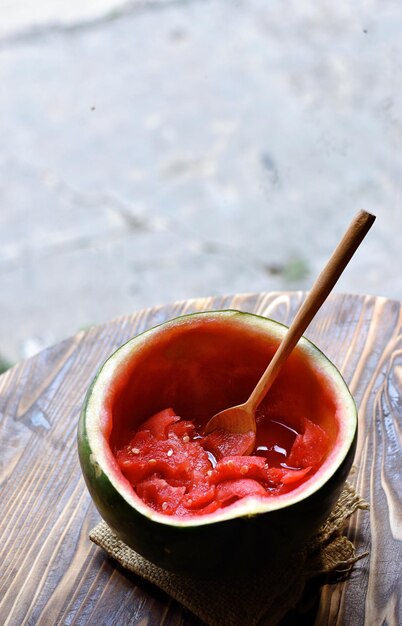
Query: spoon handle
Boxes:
[{"xmin": 248, "ymin": 210, "xmax": 376, "ymax": 412}]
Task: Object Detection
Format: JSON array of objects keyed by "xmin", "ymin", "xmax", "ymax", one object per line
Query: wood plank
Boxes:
[{"xmin": 0, "ymin": 292, "xmax": 400, "ymax": 625}]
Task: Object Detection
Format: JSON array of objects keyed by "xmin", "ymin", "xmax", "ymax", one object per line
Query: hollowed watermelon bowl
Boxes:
[{"xmin": 78, "ymin": 310, "xmax": 357, "ymax": 574}]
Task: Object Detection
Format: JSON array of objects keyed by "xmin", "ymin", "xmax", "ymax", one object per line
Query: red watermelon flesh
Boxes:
[{"xmin": 115, "ymin": 407, "xmax": 330, "ymax": 517}]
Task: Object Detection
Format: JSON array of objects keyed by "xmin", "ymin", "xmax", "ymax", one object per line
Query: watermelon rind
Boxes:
[{"xmin": 78, "ymin": 310, "xmax": 357, "ymax": 573}]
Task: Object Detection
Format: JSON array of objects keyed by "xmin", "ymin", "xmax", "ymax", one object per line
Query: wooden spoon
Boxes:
[{"xmin": 204, "ymin": 210, "xmax": 376, "ymax": 450}]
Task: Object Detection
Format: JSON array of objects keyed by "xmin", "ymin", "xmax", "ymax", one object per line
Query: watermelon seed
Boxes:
[
  {"xmin": 131, "ymin": 447, "xmax": 140, "ymax": 455},
  {"xmin": 161, "ymin": 502, "xmax": 169, "ymax": 510},
  {"xmin": 182, "ymin": 435, "xmax": 190, "ymax": 443},
  {"xmin": 148, "ymin": 458, "xmax": 157, "ymax": 465},
  {"xmin": 241, "ymin": 465, "xmax": 249, "ymax": 475},
  {"xmin": 167, "ymin": 449, "xmax": 174, "ymax": 457}
]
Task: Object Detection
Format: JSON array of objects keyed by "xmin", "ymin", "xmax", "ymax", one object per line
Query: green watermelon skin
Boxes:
[{"xmin": 77, "ymin": 311, "xmax": 357, "ymax": 574}]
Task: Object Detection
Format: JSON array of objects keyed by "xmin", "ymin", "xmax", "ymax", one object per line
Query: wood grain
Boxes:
[{"xmin": 0, "ymin": 292, "xmax": 401, "ymax": 625}]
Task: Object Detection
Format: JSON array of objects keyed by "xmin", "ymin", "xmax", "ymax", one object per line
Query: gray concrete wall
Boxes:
[{"xmin": 1, "ymin": 0, "xmax": 401, "ymax": 365}]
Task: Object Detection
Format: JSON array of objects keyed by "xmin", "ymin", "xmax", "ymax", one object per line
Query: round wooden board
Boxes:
[{"xmin": 1, "ymin": 292, "xmax": 401, "ymax": 625}]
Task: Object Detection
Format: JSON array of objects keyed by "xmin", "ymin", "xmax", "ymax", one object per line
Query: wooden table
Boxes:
[{"xmin": 1, "ymin": 292, "xmax": 401, "ymax": 625}]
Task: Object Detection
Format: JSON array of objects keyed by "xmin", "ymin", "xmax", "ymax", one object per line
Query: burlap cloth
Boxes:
[{"xmin": 90, "ymin": 481, "xmax": 369, "ymax": 626}]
